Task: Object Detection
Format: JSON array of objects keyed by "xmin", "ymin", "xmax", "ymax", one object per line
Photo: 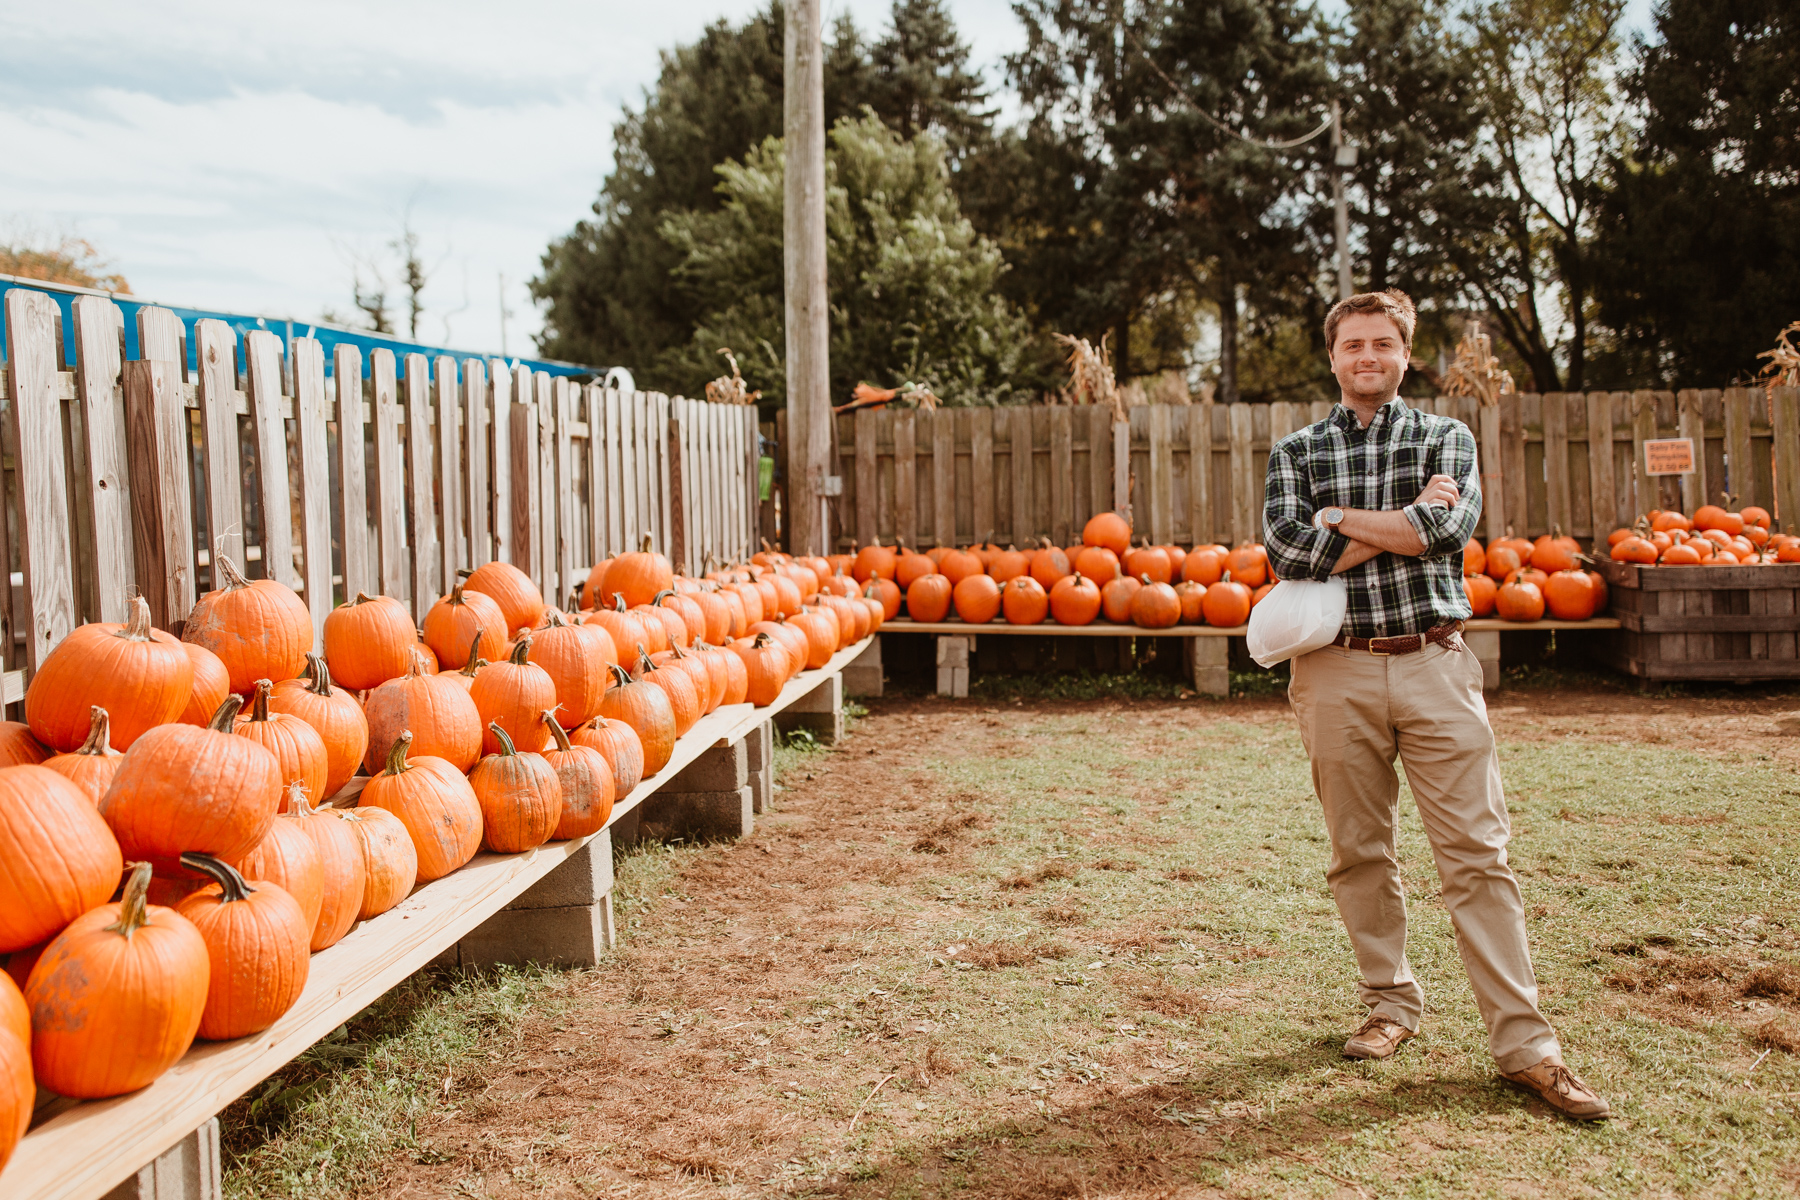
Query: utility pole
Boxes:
[
  {"xmin": 497, "ymin": 271, "xmax": 511, "ymax": 357},
  {"xmin": 783, "ymin": 0, "xmax": 832, "ymax": 556},
  {"xmin": 1330, "ymin": 102, "xmax": 1356, "ymax": 300}
]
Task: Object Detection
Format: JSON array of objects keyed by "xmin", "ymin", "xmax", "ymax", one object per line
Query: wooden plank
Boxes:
[
  {"xmin": 854, "ymin": 408, "xmax": 878, "ymax": 549},
  {"xmin": 291, "ymin": 339, "xmax": 333, "ymax": 640},
  {"xmin": 71, "ymin": 295, "xmax": 131, "ymax": 623},
  {"xmin": 1772, "ymin": 388, "xmax": 1800, "ymax": 533},
  {"xmin": 488, "ymin": 360, "xmax": 512, "ymax": 565},
  {"xmin": 1006, "ymin": 407, "xmax": 1031, "ymax": 547},
  {"xmin": 537, "ymin": 375, "xmax": 559, "ymax": 597},
  {"xmin": 672, "ymin": 398, "xmax": 692, "ymax": 573},
  {"xmin": 404, "ymin": 354, "xmax": 439, "ymax": 615},
  {"xmin": 554, "ymin": 377, "xmax": 577, "ymax": 602},
  {"xmin": 1189, "ymin": 401, "xmax": 1213, "ymax": 546},
  {"xmin": 193, "ymin": 319, "xmax": 245, "ymax": 574},
  {"xmin": 3, "ymin": 290, "xmax": 76, "ymax": 668},
  {"xmin": 616, "ymin": 391, "xmax": 639, "ymax": 551},
  {"xmin": 1227, "ymin": 404, "xmax": 1255, "ymax": 545},
  {"xmin": 1477, "ymin": 403, "xmax": 1505, "ymax": 541},
  {"xmin": 1677, "ymin": 389, "xmax": 1707, "ymax": 513},
  {"xmin": 656, "ymin": 393, "xmax": 675, "ymax": 558},
  {"xmin": 893, "ymin": 409, "xmax": 916, "ymax": 550},
  {"xmin": 1048, "ymin": 406, "xmax": 1072, "ymax": 548},
  {"xmin": 1112, "ymin": 416, "xmax": 1131, "ymax": 521},
  {"xmin": 510, "ymin": 381, "xmax": 540, "ymax": 588},
  {"xmin": 244, "ymin": 331, "xmax": 298, "ymax": 590},
  {"xmin": 1585, "ymin": 392, "xmax": 1617, "ymax": 539},
  {"xmin": 436, "ymin": 357, "xmax": 464, "ymax": 592},
  {"xmin": 931, "ymin": 408, "xmax": 954, "ymax": 548},
  {"xmin": 1724, "ymin": 387, "xmax": 1755, "ymax": 512},
  {"xmin": 1086, "ymin": 407, "xmax": 1111, "ymax": 528},
  {"xmin": 464, "ymin": 359, "xmax": 490, "ymax": 567},
  {"xmin": 333, "ymin": 347, "xmax": 372, "ymax": 599},
  {"xmin": 962, "ymin": 407, "xmax": 992, "ymax": 548},
  {"xmin": 1631, "ymin": 389, "xmax": 1659, "ymax": 519},
  {"xmin": 584, "ymin": 385, "xmax": 605, "ymax": 567},
  {"xmin": 1543, "ymin": 392, "xmax": 1571, "ymax": 535},
  {"xmin": 369, "ymin": 350, "xmax": 406, "ymax": 599},
  {"xmin": 123, "ymin": 360, "xmax": 195, "ymax": 632},
  {"xmin": 1147, "ymin": 403, "xmax": 1172, "ymax": 545},
  {"xmin": 1499, "ymin": 392, "xmax": 1528, "ymax": 535}
]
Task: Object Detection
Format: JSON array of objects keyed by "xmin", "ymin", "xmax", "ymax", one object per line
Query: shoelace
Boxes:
[
  {"xmin": 1354, "ymin": 1015, "xmax": 1404, "ymax": 1039},
  {"xmin": 1541, "ymin": 1064, "xmax": 1587, "ymax": 1098}
]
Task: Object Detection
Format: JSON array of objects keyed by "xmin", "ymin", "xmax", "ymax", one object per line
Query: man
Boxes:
[{"xmin": 1262, "ymin": 290, "xmax": 1607, "ymax": 1121}]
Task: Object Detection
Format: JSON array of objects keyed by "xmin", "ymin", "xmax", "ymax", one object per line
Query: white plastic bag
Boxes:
[{"xmin": 1246, "ymin": 578, "xmax": 1348, "ymax": 667}]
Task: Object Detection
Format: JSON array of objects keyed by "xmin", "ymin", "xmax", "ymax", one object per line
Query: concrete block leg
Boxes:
[
  {"xmin": 638, "ymin": 786, "xmax": 754, "ymax": 842},
  {"xmin": 455, "ymin": 833, "xmax": 616, "ymax": 969},
  {"xmin": 843, "ymin": 636, "xmax": 884, "ymax": 697},
  {"xmin": 1187, "ymin": 636, "xmax": 1229, "ymax": 697},
  {"xmin": 668, "ymin": 740, "xmax": 747, "ymax": 793},
  {"xmin": 1465, "ymin": 629, "xmax": 1501, "ymax": 694},
  {"xmin": 105, "ymin": 1119, "xmax": 221, "ymax": 1200},
  {"xmin": 745, "ymin": 719, "xmax": 773, "ymax": 814},
  {"xmin": 935, "ymin": 636, "xmax": 970, "ymax": 698},
  {"xmin": 777, "ymin": 672, "xmax": 845, "ymax": 743}
]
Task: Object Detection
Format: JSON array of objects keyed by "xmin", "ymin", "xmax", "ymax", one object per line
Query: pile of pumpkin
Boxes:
[
  {"xmin": 847, "ymin": 512, "xmax": 1274, "ymax": 630},
  {"xmin": 1460, "ymin": 528, "xmax": 1610, "ymax": 622},
  {"xmin": 1605, "ymin": 503, "xmax": 1796, "ymax": 565},
  {"xmin": 0, "ymin": 539, "xmax": 873, "ymax": 1169}
]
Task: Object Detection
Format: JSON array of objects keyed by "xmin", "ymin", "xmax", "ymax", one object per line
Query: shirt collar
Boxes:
[{"xmin": 1331, "ymin": 397, "xmax": 1409, "ymax": 432}]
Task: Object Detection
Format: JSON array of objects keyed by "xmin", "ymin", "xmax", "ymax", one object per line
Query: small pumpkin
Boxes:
[
  {"xmin": 461, "ymin": 562, "xmax": 547, "ymax": 634},
  {"xmin": 542, "ymin": 711, "xmax": 614, "ymax": 840},
  {"xmin": 1174, "ymin": 580, "xmax": 1207, "ymax": 624},
  {"xmin": 1496, "ymin": 577, "xmax": 1546, "ymax": 622},
  {"xmin": 42, "ymin": 706, "xmax": 124, "ymax": 805},
  {"xmin": 1182, "ymin": 547, "xmax": 1225, "ymax": 586},
  {"xmin": 326, "ymin": 808, "xmax": 417, "ymax": 920},
  {"xmin": 1464, "ymin": 571, "xmax": 1498, "ymax": 617},
  {"xmin": 274, "ymin": 783, "xmax": 366, "ymax": 950},
  {"xmin": 904, "ymin": 573, "xmax": 953, "ymax": 622},
  {"xmin": 1029, "ymin": 539, "xmax": 1072, "ymax": 589},
  {"xmin": 1001, "ymin": 576, "xmax": 1049, "ymax": 625},
  {"xmin": 179, "ymin": 642, "xmax": 232, "ymax": 726},
  {"xmin": 471, "ymin": 635, "xmax": 558, "ymax": 754},
  {"xmin": 100, "ymin": 696, "xmax": 282, "ymax": 876},
  {"xmin": 175, "ymin": 852, "xmax": 310, "ymax": 1040},
  {"xmin": 359, "ymin": 733, "xmax": 483, "ymax": 883},
  {"xmin": 421, "ymin": 580, "xmax": 507, "ymax": 670},
  {"xmin": 571, "ymin": 715, "xmax": 644, "ymax": 799},
  {"xmin": 25, "ymin": 861, "xmax": 209, "ymax": 1098},
  {"xmin": 1123, "ymin": 541, "xmax": 1172, "ymax": 584},
  {"xmin": 362, "ymin": 653, "xmax": 483, "ymax": 774},
  {"xmin": 1544, "ymin": 567, "xmax": 1597, "ymax": 620},
  {"xmin": 731, "ymin": 633, "xmax": 789, "ymax": 707},
  {"xmin": 237, "ymin": 679, "xmax": 330, "ymax": 808},
  {"xmin": 26, "ymin": 594, "xmax": 191, "ymax": 752},
  {"xmin": 601, "ymin": 533, "xmax": 675, "ymax": 609},
  {"xmin": 0, "ymin": 765, "xmax": 125, "ymax": 953},
  {"xmin": 1130, "ymin": 578, "xmax": 1181, "ymax": 628},
  {"xmin": 236, "ymin": 815, "xmax": 325, "ymax": 936},
  {"xmin": 528, "ymin": 612, "xmax": 614, "ymax": 727},
  {"xmin": 1101, "ymin": 573, "xmax": 1140, "ymax": 623},
  {"xmin": 269, "ymin": 654, "xmax": 370, "ymax": 799},
  {"xmin": 323, "ymin": 592, "xmax": 418, "ymax": 690},
  {"xmin": 1074, "ymin": 545, "xmax": 1121, "ymax": 585},
  {"xmin": 1048, "ymin": 573, "xmax": 1102, "ymax": 625},
  {"xmin": 1201, "ymin": 572, "xmax": 1253, "ymax": 627},
  {"xmin": 630, "ymin": 649, "xmax": 701, "ymax": 735},
  {"xmin": 469, "ymin": 722, "xmax": 562, "ymax": 853},
  {"xmin": 952, "ymin": 573, "xmax": 1002, "ymax": 625},
  {"xmin": 599, "ymin": 662, "xmax": 676, "ymax": 775},
  {"xmin": 182, "ymin": 553, "xmax": 313, "ymax": 693},
  {"xmin": 1082, "ymin": 511, "xmax": 1131, "ymax": 556}
]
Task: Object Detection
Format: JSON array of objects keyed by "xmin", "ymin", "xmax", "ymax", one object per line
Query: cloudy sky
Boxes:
[{"xmin": 0, "ymin": 0, "xmax": 1024, "ymax": 358}]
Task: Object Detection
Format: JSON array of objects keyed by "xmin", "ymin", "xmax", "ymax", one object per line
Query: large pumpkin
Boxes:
[
  {"xmin": 904, "ymin": 573, "xmax": 953, "ymax": 623},
  {"xmin": 26, "ymin": 594, "xmax": 191, "ymax": 752},
  {"xmin": 421, "ymin": 581, "xmax": 507, "ymax": 670},
  {"xmin": 470, "ymin": 637, "xmax": 558, "ymax": 754},
  {"xmin": 0, "ymin": 1001, "xmax": 26, "ymax": 1176},
  {"xmin": 730, "ymin": 634, "xmax": 789, "ymax": 707},
  {"xmin": 529, "ymin": 612, "xmax": 614, "ymax": 727},
  {"xmin": 236, "ymin": 815, "xmax": 325, "ymax": 936},
  {"xmin": 175, "ymin": 853, "xmax": 310, "ymax": 1041},
  {"xmin": 1002, "ymin": 576, "xmax": 1049, "ymax": 625},
  {"xmin": 0, "ymin": 765, "xmax": 124, "ymax": 953},
  {"xmin": 598, "ymin": 662, "xmax": 677, "ymax": 776},
  {"xmin": 182, "ymin": 553, "xmax": 313, "ymax": 693},
  {"xmin": 26, "ymin": 862, "xmax": 208, "ymax": 1098},
  {"xmin": 1048, "ymin": 574, "xmax": 1102, "ymax": 625},
  {"xmin": 571, "ymin": 715, "xmax": 644, "ymax": 799},
  {"xmin": 236, "ymin": 680, "xmax": 330, "ymax": 808},
  {"xmin": 178, "ymin": 642, "xmax": 232, "ymax": 726},
  {"xmin": 1201, "ymin": 575, "xmax": 1253, "ymax": 627},
  {"xmin": 323, "ymin": 592, "xmax": 418, "ymax": 690},
  {"xmin": 269, "ymin": 654, "xmax": 369, "ymax": 799},
  {"xmin": 603, "ymin": 534, "xmax": 676, "ymax": 609},
  {"xmin": 362, "ymin": 654, "xmax": 482, "ymax": 774},
  {"xmin": 1101, "ymin": 574, "xmax": 1140, "ymax": 624},
  {"xmin": 461, "ymin": 562, "xmax": 545, "ymax": 635},
  {"xmin": 629, "ymin": 650, "xmax": 700, "ymax": 736},
  {"xmin": 99, "ymin": 696, "xmax": 282, "ymax": 877},
  {"xmin": 42, "ymin": 706, "xmax": 124, "ymax": 806},
  {"xmin": 1083, "ymin": 512, "xmax": 1131, "ymax": 557},
  {"xmin": 469, "ymin": 723, "xmax": 562, "ymax": 854},
  {"xmin": 326, "ymin": 808, "xmax": 417, "ymax": 920},
  {"xmin": 359, "ymin": 733, "xmax": 483, "ymax": 883},
  {"xmin": 1131, "ymin": 579, "xmax": 1181, "ymax": 628},
  {"xmin": 543, "ymin": 713, "xmax": 613, "ymax": 840},
  {"xmin": 0, "ymin": 972, "xmax": 26, "ymax": 1045},
  {"xmin": 276, "ymin": 783, "xmax": 366, "ymax": 950}
]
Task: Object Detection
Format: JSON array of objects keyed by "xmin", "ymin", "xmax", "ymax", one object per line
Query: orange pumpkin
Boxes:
[
  {"xmin": 1074, "ymin": 545, "xmax": 1122, "ymax": 586},
  {"xmin": 580, "ymin": 555, "xmax": 613, "ymax": 611},
  {"xmin": 1529, "ymin": 526, "xmax": 1581, "ymax": 573},
  {"xmin": 852, "ymin": 543, "xmax": 898, "ymax": 583},
  {"xmin": 600, "ymin": 534, "xmax": 675, "ymax": 609},
  {"xmin": 359, "ymin": 734, "xmax": 482, "ymax": 884},
  {"xmin": 1495, "ymin": 578, "xmax": 1546, "ymax": 621},
  {"xmin": 269, "ymin": 782, "xmax": 365, "ymax": 949},
  {"xmin": 1484, "ymin": 544, "xmax": 1523, "ymax": 580},
  {"xmin": 269, "ymin": 654, "xmax": 370, "ymax": 799},
  {"xmin": 42, "ymin": 706, "xmax": 123, "ymax": 806},
  {"xmin": 1650, "ymin": 510, "xmax": 1691, "ymax": 533},
  {"xmin": 1225, "ymin": 544, "xmax": 1269, "ymax": 587},
  {"xmin": 1101, "ymin": 574, "xmax": 1140, "ymax": 623},
  {"xmin": 0, "ymin": 726, "xmax": 49, "ymax": 768},
  {"xmin": 1124, "ymin": 542, "xmax": 1172, "ymax": 584},
  {"xmin": 421, "ymin": 580, "xmax": 507, "ymax": 670},
  {"xmin": 0, "ymin": 1011, "xmax": 29, "ymax": 1177},
  {"xmin": 182, "ymin": 553, "xmax": 312, "ymax": 694},
  {"xmin": 905, "ymin": 573, "xmax": 954, "ymax": 622},
  {"xmin": 468, "ymin": 722, "xmax": 562, "ymax": 854},
  {"xmin": 1029, "ymin": 539, "xmax": 1072, "ymax": 589},
  {"xmin": 952, "ymin": 573, "xmax": 1002, "ymax": 624},
  {"xmin": 1083, "ymin": 511, "xmax": 1131, "ymax": 556},
  {"xmin": 542, "ymin": 712, "xmax": 613, "ymax": 840},
  {"xmin": 175, "ymin": 852, "xmax": 310, "ymax": 1040},
  {"xmin": 236, "ymin": 679, "xmax": 329, "ymax": 809},
  {"xmin": 326, "ymin": 808, "xmax": 417, "ymax": 920},
  {"xmin": 1131, "ymin": 579, "xmax": 1181, "ymax": 628},
  {"xmin": 26, "ymin": 595, "xmax": 191, "ymax": 753},
  {"xmin": 1611, "ymin": 535, "xmax": 1658, "ymax": 564},
  {"xmin": 0, "ymin": 970, "xmax": 25, "ymax": 1047},
  {"xmin": 100, "ymin": 696, "xmax": 282, "ymax": 877},
  {"xmin": 1543, "ymin": 568, "xmax": 1598, "ymax": 620},
  {"xmin": 362, "ymin": 654, "xmax": 483, "ymax": 774},
  {"xmin": 939, "ymin": 549, "xmax": 984, "ymax": 586},
  {"xmin": 790, "ymin": 609, "xmax": 839, "ymax": 668},
  {"xmin": 1002, "ymin": 576, "xmax": 1050, "ymax": 625},
  {"xmin": 1660, "ymin": 542, "xmax": 1704, "ymax": 565},
  {"xmin": 526, "ymin": 612, "xmax": 614, "ymax": 728},
  {"xmin": 1693, "ymin": 504, "xmax": 1743, "ymax": 535},
  {"xmin": 1462, "ymin": 538, "xmax": 1487, "ymax": 576},
  {"xmin": 571, "ymin": 715, "xmax": 644, "ymax": 800},
  {"xmin": 1463, "ymin": 572, "xmax": 1498, "ymax": 617},
  {"xmin": 25, "ymin": 862, "xmax": 208, "ymax": 1098},
  {"xmin": 1201, "ymin": 574, "xmax": 1253, "ymax": 627},
  {"xmin": 178, "ymin": 642, "xmax": 232, "ymax": 727},
  {"xmin": 895, "ymin": 550, "xmax": 937, "ymax": 590},
  {"xmin": 988, "ymin": 545, "xmax": 1031, "ymax": 583},
  {"xmin": 630, "ymin": 649, "xmax": 701, "ymax": 735},
  {"xmin": 598, "ymin": 662, "xmax": 677, "ymax": 776},
  {"xmin": 1740, "ymin": 505, "xmax": 1772, "ymax": 530},
  {"xmin": 236, "ymin": 816, "xmax": 325, "ymax": 937},
  {"xmin": 1174, "ymin": 580, "xmax": 1206, "ymax": 624},
  {"xmin": 731, "ymin": 633, "xmax": 790, "ymax": 707},
  {"xmin": 1048, "ymin": 574, "xmax": 1102, "ymax": 626},
  {"xmin": 658, "ymin": 588, "xmax": 710, "ymax": 641},
  {"xmin": 322, "ymin": 592, "xmax": 417, "ymax": 690},
  {"xmin": 1182, "ymin": 547, "xmax": 1225, "ymax": 586},
  {"xmin": 864, "ymin": 578, "xmax": 902, "ymax": 621},
  {"xmin": 0, "ymin": 765, "xmax": 124, "ymax": 953}
]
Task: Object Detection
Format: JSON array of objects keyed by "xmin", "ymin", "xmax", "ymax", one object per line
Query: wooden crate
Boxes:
[{"xmin": 1593, "ymin": 558, "xmax": 1800, "ymax": 680}]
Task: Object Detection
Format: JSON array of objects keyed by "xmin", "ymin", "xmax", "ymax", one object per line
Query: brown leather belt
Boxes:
[{"xmin": 1332, "ymin": 620, "xmax": 1464, "ymax": 656}]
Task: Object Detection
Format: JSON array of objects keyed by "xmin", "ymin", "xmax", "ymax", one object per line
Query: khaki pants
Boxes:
[{"xmin": 1288, "ymin": 635, "xmax": 1558, "ymax": 1072}]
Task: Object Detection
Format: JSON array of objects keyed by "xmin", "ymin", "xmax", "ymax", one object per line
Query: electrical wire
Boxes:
[{"xmin": 1124, "ymin": 27, "xmax": 1332, "ymax": 151}]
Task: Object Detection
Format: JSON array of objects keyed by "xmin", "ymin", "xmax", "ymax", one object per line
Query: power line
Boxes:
[{"xmin": 1124, "ymin": 27, "xmax": 1332, "ymax": 151}]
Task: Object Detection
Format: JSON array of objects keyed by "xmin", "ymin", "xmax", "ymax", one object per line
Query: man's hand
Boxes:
[{"xmin": 1416, "ymin": 474, "xmax": 1460, "ymax": 510}]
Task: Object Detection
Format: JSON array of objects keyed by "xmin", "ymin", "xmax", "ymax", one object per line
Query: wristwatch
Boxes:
[{"xmin": 1321, "ymin": 507, "xmax": 1345, "ymax": 533}]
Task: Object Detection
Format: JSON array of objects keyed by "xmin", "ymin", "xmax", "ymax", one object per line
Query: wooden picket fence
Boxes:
[
  {"xmin": 808, "ymin": 388, "xmax": 1800, "ymax": 553},
  {"xmin": 0, "ymin": 289, "xmax": 759, "ymax": 688}
]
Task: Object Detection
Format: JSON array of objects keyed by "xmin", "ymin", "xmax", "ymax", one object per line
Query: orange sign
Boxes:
[{"xmin": 1644, "ymin": 438, "xmax": 1695, "ymax": 476}]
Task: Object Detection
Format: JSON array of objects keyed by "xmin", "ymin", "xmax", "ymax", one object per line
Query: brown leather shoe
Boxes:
[
  {"xmin": 1343, "ymin": 1013, "xmax": 1414, "ymax": 1059},
  {"xmin": 1500, "ymin": 1057, "xmax": 1611, "ymax": 1120}
]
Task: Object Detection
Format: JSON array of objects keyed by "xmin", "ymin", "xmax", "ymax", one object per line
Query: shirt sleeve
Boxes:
[
  {"xmin": 1401, "ymin": 421, "xmax": 1483, "ymax": 557},
  {"xmin": 1263, "ymin": 436, "xmax": 1347, "ymax": 583}
]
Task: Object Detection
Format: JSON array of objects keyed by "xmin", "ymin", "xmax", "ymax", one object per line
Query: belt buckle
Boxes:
[{"xmin": 1367, "ymin": 638, "xmax": 1393, "ymax": 656}]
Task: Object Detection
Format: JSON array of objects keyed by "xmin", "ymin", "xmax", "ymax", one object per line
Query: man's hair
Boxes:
[{"xmin": 1324, "ymin": 289, "xmax": 1417, "ymax": 353}]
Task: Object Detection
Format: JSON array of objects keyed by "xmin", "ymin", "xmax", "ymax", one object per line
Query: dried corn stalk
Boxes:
[
  {"xmin": 704, "ymin": 348, "xmax": 761, "ymax": 406},
  {"xmin": 1757, "ymin": 321, "xmax": 1800, "ymax": 396},
  {"xmin": 1441, "ymin": 320, "xmax": 1515, "ymax": 406},
  {"xmin": 1054, "ymin": 332, "xmax": 1127, "ymax": 424}
]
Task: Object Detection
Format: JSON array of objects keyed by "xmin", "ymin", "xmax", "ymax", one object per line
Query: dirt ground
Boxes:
[{"xmin": 237, "ymin": 681, "xmax": 1800, "ymax": 1199}]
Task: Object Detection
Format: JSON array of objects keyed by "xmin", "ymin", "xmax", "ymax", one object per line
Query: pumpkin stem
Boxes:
[
  {"xmin": 247, "ymin": 678, "xmax": 274, "ymax": 722},
  {"xmin": 350, "ymin": 592, "xmax": 378, "ymax": 607},
  {"xmin": 284, "ymin": 779, "xmax": 316, "ymax": 816},
  {"xmin": 613, "ymin": 593, "xmax": 628, "ymax": 613},
  {"xmin": 456, "ymin": 568, "xmax": 473, "ymax": 580},
  {"xmin": 384, "ymin": 732, "xmax": 415, "ymax": 776},
  {"xmin": 460, "ymin": 630, "xmax": 487, "ymax": 679},
  {"xmin": 303, "ymin": 652, "xmax": 337, "ymax": 697},
  {"xmin": 179, "ymin": 852, "xmax": 256, "ymax": 903},
  {"xmin": 510, "ymin": 635, "xmax": 532, "ymax": 664},
  {"xmin": 545, "ymin": 609, "xmax": 568, "ymax": 628},
  {"xmin": 76, "ymin": 706, "xmax": 112, "ymax": 756},
  {"xmin": 640, "ymin": 531, "xmax": 653, "ymax": 553},
  {"xmin": 117, "ymin": 594, "xmax": 156, "ymax": 642},
  {"xmin": 753, "ymin": 632, "xmax": 772, "ymax": 648},
  {"xmin": 653, "ymin": 589, "xmax": 675, "ymax": 606},
  {"xmin": 488, "ymin": 721, "xmax": 518, "ymax": 757},
  {"xmin": 405, "ymin": 652, "xmax": 429, "ymax": 680},
  {"xmin": 607, "ymin": 661, "xmax": 632, "ymax": 688},
  {"xmin": 207, "ymin": 693, "xmax": 246, "ymax": 732},
  {"xmin": 446, "ymin": 578, "xmax": 469, "ymax": 605},
  {"xmin": 105, "ymin": 862, "xmax": 155, "ymax": 939},
  {"xmin": 542, "ymin": 709, "xmax": 573, "ymax": 752},
  {"xmin": 635, "ymin": 646, "xmax": 656, "ymax": 674},
  {"xmin": 214, "ymin": 553, "xmax": 253, "ymax": 591}
]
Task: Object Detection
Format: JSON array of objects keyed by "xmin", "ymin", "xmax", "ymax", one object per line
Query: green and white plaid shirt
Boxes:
[{"xmin": 1262, "ymin": 399, "xmax": 1481, "ymax": 639}]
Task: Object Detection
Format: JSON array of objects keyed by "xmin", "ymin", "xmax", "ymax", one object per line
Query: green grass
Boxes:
[{"xmin": 220, "ymin": 696, "xmax": 1800, "ymax": 1198}]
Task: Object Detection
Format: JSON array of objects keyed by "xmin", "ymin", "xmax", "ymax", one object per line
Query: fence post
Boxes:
[
  {"xmin": 436, "ymin": 357, "xmax": 464, "ymax": 595},
  {"xmin": 4, "ymin": 289, "xmax": 76, "ymax": 669},
  {"xmin": 1772, "ymin": 387, "xmax": 1800, "ymax": 532},
  {"xmin": 193, "ymin": 319, "xmax": 245, "ymax": 576},
  {"xmin": 292, "ymin": 339, "xmax": 333, "ymax": 639},
  {"xmin": 244, "ymin": 331, "xmax": 297, "ymax": 591},
  {"xmin": 72, "ymin": 296, "xmax": 130, "ymax": 625},
  {"xmin": 333, "ymin": 346, "xmax": 371, "ymax": 601},
  {"xmin": 124, "ymin": 359, "xmax": 195, "ymax": 634},
  {"xmin": 370, "ymin": 349, "xmax": 407, "ymax": 600}
]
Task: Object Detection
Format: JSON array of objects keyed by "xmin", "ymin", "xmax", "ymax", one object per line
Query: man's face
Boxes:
[{"xmin": 1329, "ymin": 313, "xmax": 1409, "ymax": 402}]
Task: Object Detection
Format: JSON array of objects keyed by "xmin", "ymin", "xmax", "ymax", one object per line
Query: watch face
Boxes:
[{"xmin": 1325, "ymin": 508, "xmax": 1344, "ymax": 525}]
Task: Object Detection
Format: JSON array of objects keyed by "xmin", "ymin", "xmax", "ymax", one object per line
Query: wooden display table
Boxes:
[{"xmin": 1594, "ymin": 559, "xmax": 1800, "ymax": 681}]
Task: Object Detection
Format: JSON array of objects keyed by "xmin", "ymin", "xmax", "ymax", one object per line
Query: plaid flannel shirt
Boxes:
[{"xmin": 1262, "ymin": 399, "xmax": 1481, "ymax": 639}]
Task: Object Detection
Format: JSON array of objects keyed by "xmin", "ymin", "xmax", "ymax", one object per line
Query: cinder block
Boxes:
[
  {"xmin": 458, "ymin": 902, "xmax": 608, "ymax": 968},
  {"xmin": 852, "ymin": 637, "xmax": 883, "ymax": 668},
  {"xmin": 751, "ymin": 719, "xmax": 774, "ymax": 773},
  {"xmin": 788, "ymin": 672, "xmax": 842, "ymax": 714},
  {"xmin": 509, "ymin": 833, "xmax": 614, "ymax": 910},
  {"xmin": 842, "ymin": 664, "xmax": 883, "ymax": 697},
  {"xmin": 609, "ymin": 806, "xmax": 642, "ymax": 847},
  {"xmin": 1187, "ymin": 637, "xmax": 1229, "ymax": 697},
  {"xmin": 778, "ymin": 673, "xmax": 844, "ymax": 743},
  {"xmin": 936, "ymin": 665, "xmax": 969, "ymax": 698},
  {"xmin": 105, "ymin": 1119, "xmax": 221, "ymax": 1200},
  {"xmin": 666, "ymin": 740, "xmax": 747, "ymax": 792},
  {"xmin": 747, "ymin": 765, "xmax": 770, "ymax": 814},
  {"xmin": 1465, "ymin": 630, "xmax": 1501, "ymax": 694},
  {"xmin": 936, "ymin": 635, "xmax": 969, "ymax": 667},
  {"xmin": 638, "ymin": 786, "xmax": 754, "ymax": 842}
]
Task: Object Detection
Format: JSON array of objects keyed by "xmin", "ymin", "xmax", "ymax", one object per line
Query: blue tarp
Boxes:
[{"xmin": 0, "ymin": 274, "xmax": 606, "ymax": 382}]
